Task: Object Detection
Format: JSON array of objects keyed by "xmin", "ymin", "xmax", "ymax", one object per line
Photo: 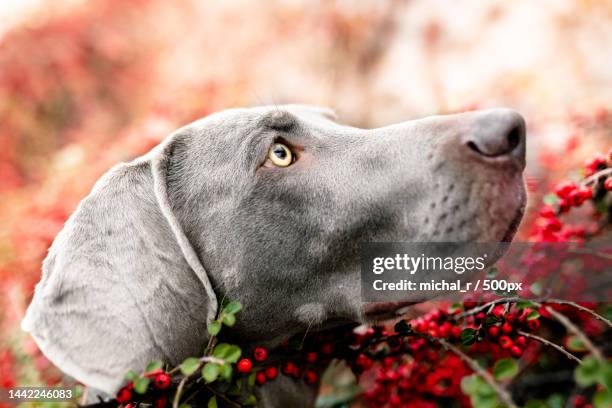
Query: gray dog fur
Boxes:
[{"xmin": 22, "ymin": 104, "xmax": 526, "ymax": 406}]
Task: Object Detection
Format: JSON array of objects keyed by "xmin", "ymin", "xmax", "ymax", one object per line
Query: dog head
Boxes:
[{"xmin": 22, "ymin": 105, "xmax": 526, "ymax": 393}]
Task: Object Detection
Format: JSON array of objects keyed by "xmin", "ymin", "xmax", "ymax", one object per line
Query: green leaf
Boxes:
[
  {"xmin": 220, "ymin": 363, "xmax": 233, "ymax": 381},
  {"xmin": 493, "ymin": 358, "xmax": 519, "ymax": 381},
  {"xmin": 566, "ymin": 336, "xmax": 587, "ymax": 352},
  {"xmin": 179, "ymin": 404, "xmax": 192, "ymax": 408},
  {"xmin": 213, "ymin": 343, "xmax": 241, "ymax": 363},
  {"xmin": 594, "ymin": 389, "xmax": 612, "ymax": 408},
  {"xmin": 524, "ymin": 400, "xmax": 547, "ymax": 408},
  {"xmin": 225, "ymin": 344, "xmax": 242, "ymax": 364},
  {"xmin": 483, "ymin": 315, "xmax": 500, "ymax": 327},
  {"xmin": 543, "ymin": 194, "xmax": 559, "ymax": 205},
  {"xmin": 208, "ymin": 396, "xmax": 218, "ymax": 408},
  {"xmin": 575, "ymin": 356, "xmax": 601, "ymax": 386},
  {"xmin": 180, "ymin": 357, "xmax": 201, "ymax": 376},
  {"xmin": 472, "ymin": 393, "xmax": 498, "ymax": 408},
  {"xmin": 515, "ymin": 300, "xmax": 535, "ymax": 310},
  {"xmin": 546, "ymin": 394, "xmax": 564, "ymax": 408},
  {"xmin": 222, "ymin": 313, "xmax": 236, "ymax": 327},
  {"xmin": 133, "ymin": 377, "xmax": 150, "ymax": 394},
  {"xmin": 243, "ymin": 394, "xmax": 257, "ymax": 406},
  {"xmin": 248, "ymin": 371, "xmax": 256, "ymax": 387},
  {"xmin": 125, "ymin": 370, "xmax": 137, "ymax": 381},
  {"xmin": 213, "ymin": 343, "xmax": 230, "ymax": 358},
  {"xmin": 223, "ymin": 301, "xmax": 242, "ymax": 315},
  {"xmin": 531, "ymin": 282, "xmax": 542, "ymax": 296},
  {"xmin": 460, "ymin": 328, "xmax": 477, "ymax": 346},
  {"xmin": 208, "ymin": 320, "xmax": 222, "ymax": 336},
  {"xmin": 202, "ymin": 363, "xmax": 220, "ymax": 383},
  {"xmin": 461, "ymin": 375, "xmax": 498, "ymax": 408},
  {"xmin": 486, "ymin": 267, "xmax": 499, "ymax": 278},
  {"xmin": 448, "ymin": 303, "xmax": 463, "ymax": 314},
  {"xmin": 526, "ymin": 310, "xmax": 540, "ymax": 320},
  {"xmin": 460, "ymin": 375, "xmax": 479, "ymax": 394},
  {"xmin": 145, "ymin": 360, "xmax": 163, "ymax": 373}
]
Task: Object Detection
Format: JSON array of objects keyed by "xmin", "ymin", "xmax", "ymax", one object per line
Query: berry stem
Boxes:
[{"xmin": 517, "ymin": 330, "xmax": 582, "ymax": 364}]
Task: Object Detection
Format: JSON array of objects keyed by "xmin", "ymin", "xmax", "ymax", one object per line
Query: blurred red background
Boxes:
[{"xmin": 0, "ymin": 0, "xmax": 610, "ymax": 391}]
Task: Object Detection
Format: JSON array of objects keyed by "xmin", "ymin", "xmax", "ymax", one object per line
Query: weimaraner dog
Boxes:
[{"xmin": 22, "ymin": 105, "xmax": 526, "ymax": 406}]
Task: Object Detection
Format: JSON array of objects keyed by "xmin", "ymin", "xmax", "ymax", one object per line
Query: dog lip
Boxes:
[{"xmin": 501, "ymin": 205, "xmax": 525, "ymax": 243}]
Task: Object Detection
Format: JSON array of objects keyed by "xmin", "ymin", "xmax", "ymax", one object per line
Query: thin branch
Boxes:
[
  {"xmin": 533, "ymin": 303, "xmax": 604, "ymax": 362},
  {"xmin": 580, "ymin": 168, "xmax": 612, "ymax": 186},
  {"xmin": 544, "ymin": 299, "xmax": 612, "ymax": 328},
  {"xmin": 434, "ymin": 338, "xmax": 518, "ymax": 408},
  {"xmin": 171, "ymin": 356, "xmax": 226, "ymax": 408},
  {"xmin": 517, "ymin": 330, "xmax": 582, "ymax": 364},
  {"xmin": 455, "ymin": 297, "xmax": 523, "ymax": 319},
  {"xmin": 203, "ymin": 385, "xmax": 241, "ymax": 408}
]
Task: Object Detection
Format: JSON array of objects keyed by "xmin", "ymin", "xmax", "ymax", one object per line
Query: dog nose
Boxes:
[{"xmin": 464, "ymin": 109, "xmax": 526, "ymax": 166}]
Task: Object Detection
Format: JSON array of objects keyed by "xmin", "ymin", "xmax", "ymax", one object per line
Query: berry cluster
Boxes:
[
  {"xmin": 532, "ymin": 149, "xmax": 612, "ymax": 242},
  {"xmin": 110, "ymin": 149, "xmax": 611, "ymax": 408}
]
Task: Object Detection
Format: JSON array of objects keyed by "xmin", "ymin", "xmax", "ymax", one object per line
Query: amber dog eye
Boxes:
[{"xmin": 268, "ymin": 143, "xmax": 293, "ymax": 167}]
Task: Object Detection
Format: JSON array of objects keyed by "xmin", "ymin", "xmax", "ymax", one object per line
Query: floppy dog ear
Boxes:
[{"xmin": 22, "ymin": 137, "xmax": 218, "ymax": 394}]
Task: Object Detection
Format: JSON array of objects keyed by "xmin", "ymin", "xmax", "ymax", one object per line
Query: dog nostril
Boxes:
[
  {"xmin": 466, "ymin": 141, "xmax": 483, "ymax": 155},
  {"xmin": 506, "ymin": 125, "xmax": 521, "ymax": 152},
  {"xmin": 465, "ymin": 111, "xmax": 525, "ymax": 159}
]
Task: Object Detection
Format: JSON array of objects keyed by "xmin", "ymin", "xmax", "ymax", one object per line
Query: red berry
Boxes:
[
  {"xmin": 577, "ymin": 186, "xmax": 592, "ymax": 200},
  {"xmin": 499, "ymin": 335, "xmax": 513, "ymax": 349},
  {"xmin": 538, "ymin": 305, "xmax": 552, "ymax": 318},
  {"xmin": 605, "ymin": 178, "xmax": 612, "ymax": 191},
  {"xmin": 255, "ymin": 372, "xmax": 267, "ymax": 385},
  {"xmin": 573, "ymin": 395, "xmax": 586, "ymax": 408},
  {"xmin": 555, "ymin": 181, "xmax": 577, "ymax": 199},
  {"xmin": 516, "ymin": 335, "xmax": 527, "ymax": 347},
  {"xmin": 282, "ymin": 361, "xmax": 297, "ymax": 376},
  {"xmin": 265, "ymin": 366, "xmax": 278, "ymax": 380},
  {"xmin": 510, "ymin": 345, "xmax": 523, "ymax": 358},
  {"xmin": 492, "ymin": 305, "xmax": 506, "ymax": 318},
  {"xmin": 451, "ymin": 326, "xmax": 462, "ymax": 338},
  {"xmin": 237, "ymin": 358, "xmax": 253, "ymax": 373},
  {"xmin": 116, "ymin": 387, "xmax": 132, "ymax": 404},
  {"xmin": 306, "ymin": 352, "xmax": 318, "ymax": 363},
  {"xmin": 539, "ymin": 206, "xmax": 556, "ymax": 218},
  {"xmin": 585, "ymin": 155, "xmax": 606, "ymax": 173},
  {"xmin": 356, "ymin": 353, "xmax": 373, "ymax": 370},
  {"xmin": 527, "ymin": 318, "xmax": 541, "ymax": 330},
  {"xmin": 438, "ymin": 322, "xmax": 452, "ymax": 338},
  {"xmin": 153, "ymin": 372, "xmax": 171, "ymax": 390},
  {"xmin": 253, "ymin": 347, "xmax": 268, "ymax": 362},
  {"xmin": 501, "ymin": 322, "xmax": 514, "ymax": 334},
  {"xmin": 488, "ymin": 326, "xmax": 500, "ymax": 338},
  {"xmin": 154, "ymin": 396, "xmax": 168, "ymax": 408},
  {"xmin": 544, "ymin": 218, "xmax": 563, "ymax": 232},
  {"xmin": 475, "ymin": 312, "xmax": 486, "ymax": 322},
  {"xmin": 304, "ymin": 370, "xmax": 318, "ymax": 384},
  {"xmin": 320, "ymin": 343, "xmax": 334, "ymax": 354},
  {"xmin": 463, "ymin": 297, "xmax": 477, "ymax": 309}
]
